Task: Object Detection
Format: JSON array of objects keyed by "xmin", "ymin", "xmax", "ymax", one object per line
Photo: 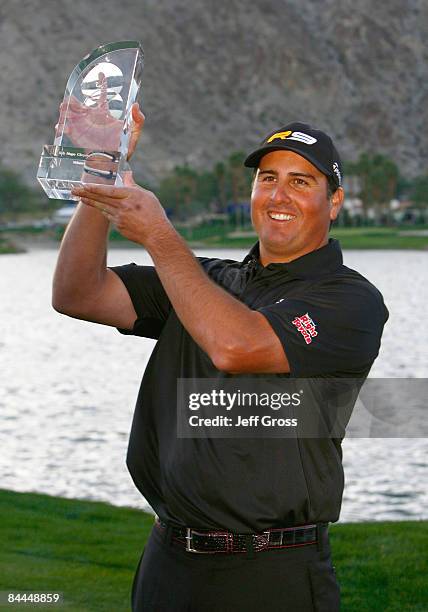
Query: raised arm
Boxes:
[
  {"xmin": 70, "ymin": 181, "xmax": 290, "ymax": 373},
  {"xmin": 52, "ymin": 199, "xmax": 137, "ymax": 329},
  {"xmin": 52, "ymin": 104, "xmax": 145, "ymax": 329}
]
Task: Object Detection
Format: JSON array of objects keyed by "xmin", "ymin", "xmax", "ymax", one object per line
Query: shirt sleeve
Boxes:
[
  {"xmin": 109, "ymin": 263, "xmax": 171, "ymax": 339},
  {"xmin": 258, "ymin": 284, "xmax": 388, "ymax": 377}
]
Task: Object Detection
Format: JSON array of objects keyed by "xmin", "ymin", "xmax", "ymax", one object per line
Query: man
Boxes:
[{"xmin": 53, "ymin": 115, "xmax": 388, "ymax": 611}]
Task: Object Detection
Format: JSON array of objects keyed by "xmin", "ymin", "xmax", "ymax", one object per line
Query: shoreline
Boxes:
[
  {"xmin": 2, "ymin": 227, "xmax": 428, "ymax": 254},
  {"xmin": 1, "ymin": 487, "xmax": 426, "ymax": 525}
]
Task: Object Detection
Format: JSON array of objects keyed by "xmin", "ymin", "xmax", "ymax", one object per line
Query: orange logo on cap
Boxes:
[{"xmin": 267, "ymin": 131, "xmax": 292, "ymax": 143}]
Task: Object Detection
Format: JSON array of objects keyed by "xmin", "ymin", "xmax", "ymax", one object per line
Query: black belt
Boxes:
[{"xmin": 155, "ymin": 518, "xmax": 327, "ymax": 554}]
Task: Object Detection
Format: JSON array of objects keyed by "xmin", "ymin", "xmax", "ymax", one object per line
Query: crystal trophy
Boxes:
[{"xmin": 37, "ymin": 41, "xmax": 144, "ymax": 200}]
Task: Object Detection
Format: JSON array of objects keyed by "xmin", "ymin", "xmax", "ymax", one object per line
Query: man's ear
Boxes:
[{"xmin": 329, "ymin": 187, "xmax": 344, "ymax": 221}]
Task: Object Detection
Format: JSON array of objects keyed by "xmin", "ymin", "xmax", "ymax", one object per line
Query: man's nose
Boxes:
[{"xmin": 270, "ymin": 182, "xmax": 292, "ymax": 205}]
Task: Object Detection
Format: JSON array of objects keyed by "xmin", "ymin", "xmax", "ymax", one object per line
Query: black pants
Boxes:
[{"xmin": 131, "ymin": 524, "xmax": 340, "ymax": 611}]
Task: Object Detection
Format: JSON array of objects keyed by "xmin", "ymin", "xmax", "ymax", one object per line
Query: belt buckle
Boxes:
[{"xmin": 185, "ymin": 528, "xmax": 229, "ymax": 554}]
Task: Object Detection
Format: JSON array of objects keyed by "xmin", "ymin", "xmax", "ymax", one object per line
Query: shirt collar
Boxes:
[{"xmin": 242, "ymin": 238, "xmax": 343, "ymax": 279}]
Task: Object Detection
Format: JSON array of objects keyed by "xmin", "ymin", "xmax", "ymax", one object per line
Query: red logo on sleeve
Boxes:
[{"xmin": 292, "ymin": 313, "xmax": 318, "ymax": 344}]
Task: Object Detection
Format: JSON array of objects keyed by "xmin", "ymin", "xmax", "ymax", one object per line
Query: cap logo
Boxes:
[{"xmin": 267, "ymin": 131, "xmax": 317, "ymax": 146}]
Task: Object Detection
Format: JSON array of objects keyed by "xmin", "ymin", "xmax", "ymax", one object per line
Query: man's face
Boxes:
[{"xmin": 250, "ymin": 150, "xmax": 342, "ymax": 265}]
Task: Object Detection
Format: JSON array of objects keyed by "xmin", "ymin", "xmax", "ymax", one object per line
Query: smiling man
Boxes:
[
  {"xmin": 251, "ymin": 149, "xmax": 342, "ymax": 264},
  {"xmin": 53, "ymin": 120, "xmax": 388, "ymax": 611}
]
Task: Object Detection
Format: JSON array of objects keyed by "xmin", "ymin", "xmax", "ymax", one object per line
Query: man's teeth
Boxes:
[{"xmin": 269, "ymin": 212, "xmax": 295, "ymax": 221}]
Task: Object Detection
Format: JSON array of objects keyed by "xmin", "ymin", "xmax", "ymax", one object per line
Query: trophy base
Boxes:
[{"xmin": 37, "ymin": 145, "xmax": 122, "ymax": 200}]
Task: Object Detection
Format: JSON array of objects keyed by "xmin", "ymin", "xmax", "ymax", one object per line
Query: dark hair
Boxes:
[
  {"xmin": 327, "ymin": 177, "xmax": 338, "ymax": 200},
  {"xmin": 328, "ymin": 180, "xmax": 339, "ymax": 229}
]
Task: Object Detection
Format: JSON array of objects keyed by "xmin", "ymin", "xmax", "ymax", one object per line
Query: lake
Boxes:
[{"xmin": 0, "ymin": 246, "xmax": 427, "ymax": 522}]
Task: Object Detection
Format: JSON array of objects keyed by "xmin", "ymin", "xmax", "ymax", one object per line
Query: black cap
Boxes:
[{"xmin": 244, "ymin": 122, "xmax": 343, "ymax": 189}]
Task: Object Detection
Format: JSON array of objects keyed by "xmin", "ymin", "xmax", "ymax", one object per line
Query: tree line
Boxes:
[
  {"xmin": 158, "ymin": 152, "xmax": 428, "ymax": 226},
  {"xmin": 344, "ymin": 154, "xmax": 428, "ymax": 224},
  {"xmin": 157, "ymin": 151, "xmax": 252, "ymax": 221},
  {"xmin": 0, "ymin": 152, "xmax": 427, "ymax": 225}
]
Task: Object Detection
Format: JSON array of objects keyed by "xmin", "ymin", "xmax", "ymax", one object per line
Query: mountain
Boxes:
[{"xmin": 1, "ymin": 0, "xmax": 427, "ymax": 188}]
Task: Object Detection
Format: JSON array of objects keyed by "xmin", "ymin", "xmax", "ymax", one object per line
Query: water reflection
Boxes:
[{"xmin": 0, "ymin": 247, "xmax": 427, "ymax": 521}]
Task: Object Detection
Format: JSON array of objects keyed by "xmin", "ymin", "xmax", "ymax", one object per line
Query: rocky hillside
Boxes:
[{"xmin": 1, "ymin": 0, "xmax": 427, "ymax": 187}]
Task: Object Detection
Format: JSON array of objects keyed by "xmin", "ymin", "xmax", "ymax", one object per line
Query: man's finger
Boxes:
[
  {"xmin": 123, "ymin": 171, "xmax": 136, "ymax": 187},
  {"xmin": 76, "ymin": 191, "xmax": 123, "ymax": 208},
  {"xmin": 80, "ymin": 197, "xmax": 117, "ymax": 217},
  {"xmin": 127, "ymin": 104, "xmax": 145, "ymax": 160},
  {"xmin": 131, "ymin": 102, "xmax": 145, "ymax": 126},
  {"xmin": 65, "ymin": 97, "xmax": 88, "ymax": 114},
  {"xmin": 72, "ymin": 183, "xmax": 129, "ymax": 201}
]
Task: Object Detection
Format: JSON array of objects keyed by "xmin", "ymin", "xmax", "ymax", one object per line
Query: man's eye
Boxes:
[
  {"xmin": 292, "ymin": 178, "xmax": 308, "ymax": 186},
  {"xmin": 261, "ymin": 175, "xmax": 275, "ymax": 182}
]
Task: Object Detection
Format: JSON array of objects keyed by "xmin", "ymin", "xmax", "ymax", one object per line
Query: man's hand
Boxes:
[
  {"xmin": 56, "ymin": 90, "xmax": 145, "ymax": 160},
  {"xmin": 71, "ymin": 175, "xmax": 170, "ymax": 245}
]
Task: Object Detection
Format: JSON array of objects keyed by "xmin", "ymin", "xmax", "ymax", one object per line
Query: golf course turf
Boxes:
[{"xmin": 0, "ymin": 489, "xmax": 426, "ymax": 611}]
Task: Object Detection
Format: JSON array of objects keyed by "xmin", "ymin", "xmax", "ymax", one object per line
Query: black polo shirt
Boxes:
[{"xmin": 110, "ymin": 239, "xmax": 388, "ymax": 533}]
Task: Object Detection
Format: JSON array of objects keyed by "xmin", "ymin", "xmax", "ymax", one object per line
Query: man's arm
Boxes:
[
  {"xmin": 52, "ymin": 104, "xmax": 145, "ymax": 329},
  {"xmin": 52, "ymin": 200, "xmax": 137, "ymax": 329},
  {"xmin": 147, "ymin": 225, "xmax": 290, "ymax": 373},
  {"xmin": 71, "ymin": 181, "xmax": 290, "ymax": 374}
]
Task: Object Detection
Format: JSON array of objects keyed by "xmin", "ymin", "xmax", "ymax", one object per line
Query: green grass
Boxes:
[
  {"xmin": 331, "ymin": 520, "xmax": 428, "ymax": 611},
  {"xmin": 1, "ymin": 225, "xmax": 427, "ymax": 252},
  {"xmin": 0, "ymin": 490, "xmax": 152, "ymax": 612},
  {"xmin": 0, "ymin": 489, "xmax": 426, "ymax": 611},
  {"xmin": 110, "ymin": 225, "xmax": 428, "ymax": 250},
  {"xmin": 330, "ymin": 226, "xmax": 428, "ymax": 250},
  {"xmin": 200, "ymin": 226, "xmax": 428, "ymax": 250}
]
